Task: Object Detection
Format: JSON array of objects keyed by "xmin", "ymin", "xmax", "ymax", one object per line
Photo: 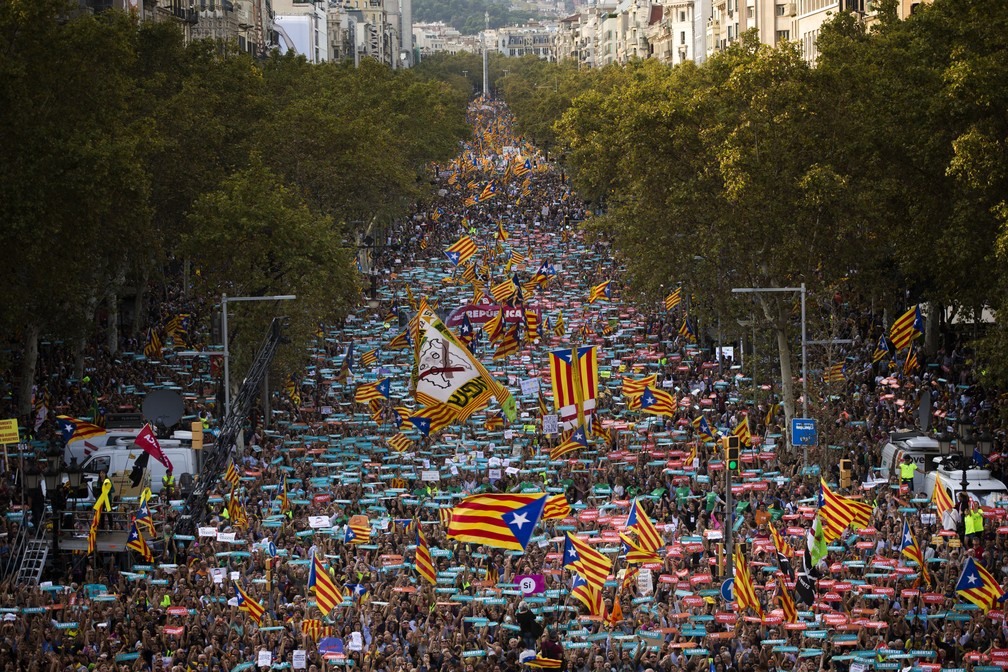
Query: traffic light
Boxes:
[{"xmin": 724, "ymin": 435, "xmax": 740, "ymax": 471}]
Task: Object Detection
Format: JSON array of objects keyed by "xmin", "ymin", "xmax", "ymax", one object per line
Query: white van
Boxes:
[
  {"xmin": 69, "ymin": 446, "xmax": 199, "ymax": 501},
  {"xmin": 880, "ymin": 430, "xmax": 943, "ymax": 491},
  {"xmin": 924, "ymin": 465, "xmax": 1008, "ymax": 508},
  {"xmin": 65, "ymin": 429, "xmax": 198, "ymax": 466}
]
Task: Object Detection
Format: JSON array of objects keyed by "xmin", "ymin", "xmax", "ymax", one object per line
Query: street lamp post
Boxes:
[
  {"xmin": 221, "ymin": 294, "xmax": 297, "ymax": 413},
  {"xmin": 732, "ymin": 284, "xmax": 808, "ymax": 463}
]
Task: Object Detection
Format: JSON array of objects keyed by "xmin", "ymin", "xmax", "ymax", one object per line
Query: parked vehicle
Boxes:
[{"xmin": 879, "ymin": 430, "xmax": 943, "ymax": 491}]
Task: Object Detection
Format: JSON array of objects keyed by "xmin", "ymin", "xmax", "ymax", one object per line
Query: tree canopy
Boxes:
[
  {"xmin": 502, "ymin": 0, "xmax": 1008, "ymax": 416},
  {"xmin": 0, "ymin": 1, "xmax": 469, "ymax": 413}
]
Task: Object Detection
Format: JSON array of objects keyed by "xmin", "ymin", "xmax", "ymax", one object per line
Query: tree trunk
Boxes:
[
  {"xmin": 132, "ymin": 268, "xmax": 149, "ymax": 339},
  {"xmin": 775, "ymin": 321, "xmax": 795, "ymax": 431},
  {"xmin": 16, "ymin": 323, "xmax": 39, "ymax": 419},
  {"xmin": 924, "ymin": 302, "xmax": 941, "ymax": 356},
  {"xmin": 106, "ymin": 289, "xmax": 119, "ymax": 355}
]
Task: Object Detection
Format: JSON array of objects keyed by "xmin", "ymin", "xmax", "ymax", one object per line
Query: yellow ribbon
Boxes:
[
  {"xmin": 139, "ymin": 487, "xmax": 152, "ymax": 508},
  {"xmin": 93, "ymin": 479, "xmax": 112, "ymax": 512}
]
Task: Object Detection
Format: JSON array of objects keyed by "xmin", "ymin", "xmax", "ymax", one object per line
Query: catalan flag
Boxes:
[
  {"xmin": 904, "ymin": 346, "xmax": 920, "ymax": 375},
  {"xmin": 550, "ymin": 425, "xmax": 588, "ymax": 460},
  {"xmin": 415, "ymin": 523, "xmax": 437, "ymax": 586},
  {"xmin": 778, "ymin": 586, "xmax": 798, "ymax": 623},
  {"xmin": 491, "ymin": 277, "xmax": 517, "ymax": 304},
  {"xmin": 525, "ymin": 655, "xmax": 563, "ymax": 669},
  {"xmin": 769, "ymin": 523, "xmax": 794, "ymax": 559},
  {"xmin": 345, "ymin": 518, "xmax": 371, "ymax": 545},
  {"xmin": 354, "ymin": 378, "xmax": 391, "ymax": 404},
  {"xmin": 932, "ymin": 474, "xmax": 954, "ymax": 518},
  {"xmin": 387, "ymin": 433, "xmax": 413, "ymax": 453},
  {"xmin": 445, "ymin": 235, "xmax": 478, "ymax": 266},
  {"xmin": 524, "ymin": 310, "xmax": 540, "ymax": 340},
  {"xmin": 496, "ymin": 221, "xmax": 509, "ymax": 242},
  {"xmin": 223, "ymin": 461, "xmax": 241, "ymax": 488},
  {"xmin": 693, "ymin": 415, "xmax": 719, "ymax": 442},
  {"xmin": 899, "ymin": 518, "xmax": 931, "ymax": 586},
  {"xmin": 144, "ymin": 327, "xmax": 162, "ymax": 359},
  {"xmin": 733, "ymin": 416, "xmax": 752, "ymax": 447},
  {"xmin": 872, "ymin": 334, "xmax": 892, "ymax": 363},
  {"xmin": 588, "ymin": 280, "xmax": 611, "ymax": 304},
  {"xmin": 619, "ymin": 532, "xmax": 662, "ymax": 565},
  {"xmin": 563, "ymin": 532, "xmax": 612, "ymax": 591},
  {"xmin": 227, "ymin": 490, "xmax": 248, "ymax": 530},
  {"xmin": 438, "ymin": 507, "xmax": 453, "ymax": 529},
  {"xmin": 638, "ymin": 386, "xmax": 678, "ymax": 417},
  {"xmin": 552, "ymin": 311, "xmax": 565, "ymax": 337},
  {"xmin": 549, "ymin": 346, "xmax": 598, "ymax": 432},
  {"xmin": 513, "ymin": 158, "xmax": 532, "ymax": 178},
  {"xmin": 823, "ymin": 363, "xmax": 845, "ymax": 383},
  {"xmin": 543, "ymin": 494, "xmax": 572, "ymax": 520},
  {"xmin": 386, "ymin": 331, "xmax": 410, "ymax": 354},
  {"xmin": 890, "ymin": 305, "xmax": 924, "ymax": 351},
  {"xmin": 407, "ymin": 405, "xmax": 459, "ymax": 437},
  {"xmin": 764, "ymin": 402, "xmax": 780, "ymax": 427},
  {"xmin": 622, "ymin": 375, "xmax": 658, "ymax": 410},
  {"xmin": 626, "ymin": 498, "xmax": 663, "ymax": 552},
  {"xmin": 56, "ymin": 416, "xmax": 106, "ymax": 444},
  {"xmin": 135, "ymin": 490, "xmax": 156, "ymax": 538},
  {"xmin": 493, "ymin": 325, "xmax": 520, "ymax": 360},
  {"xmin": 678, "ymin": 316, "xmax": 696, "ymax": 343},
  {"xmin": 447, "ymin": 493, "xmax": 547, "ymax": 551},
  {"xmin": 277, "ymin": 474, "xmax": 291, "ymax": 514},
  {"xmin": 308, "ymin": 551, "xmax": 343, "ymax": 616},
  {"xmin": 509, "ymin": 250, "xmax": 527, "ymax": 266},
  {"xmin": 484, "ymin": 413, "xmax": 504, "ymax": 431},
  {"xmin": 125, "ymin": 520, "xmax": 153, "ymax": 562},
  {"xmin": 87, "ymin": 509, "xmax": 100, "ymax": 555},
  {"xmin": 733, "ymin": 547, "xmax": 763, "ymax": 617},
  {"xmin": 956, "ymin": 557, "xmax": 1004, "ymax": 612},
  {"xmin": 664, "ymin": 287, "xmax": 682, "ymax": 311},
  {"xmin": 234, "ymin": 582, "xmax": 265, "ymax": 625},
  {"xmin": 570, "ymin": 574, "xmax": 604, "ymax": 618},
  {"xmin": 300, "ymin": 619, "xmax": 335, "ymax": 640},
  {"xmin": 484, "ymin": 309, "xmax": 505, "ymax": 343},
  {"xmin": 360, "ymin": 348, "xmax": 378, "ymax": 368},
  {"xmin": 818, "ymin": 478, "xmax": 873, "ymax": 542},
  {"xmin": 480, "ymin": 182, "xmax": 497, "ymax": 201}
]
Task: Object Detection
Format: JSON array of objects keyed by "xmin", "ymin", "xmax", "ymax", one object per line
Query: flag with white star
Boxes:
[{"xmin": 446, "ymin": 493, "xmax": 547, "ymax": 551}]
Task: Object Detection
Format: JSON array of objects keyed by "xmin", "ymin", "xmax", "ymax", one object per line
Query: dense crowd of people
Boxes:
[{"xmin": 1, "ymin": 99, "xmax": 1007, "ymax": 672}]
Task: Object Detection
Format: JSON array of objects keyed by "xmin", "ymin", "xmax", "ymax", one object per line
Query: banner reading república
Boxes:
[{"xmin": 413, "ymin": 305, "xmax": 516, "ymax": 422}]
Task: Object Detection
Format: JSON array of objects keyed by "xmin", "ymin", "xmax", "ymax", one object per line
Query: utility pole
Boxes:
[{"xmin": 482, "ymin": 10, "xmax": 489, "ymax": 98}]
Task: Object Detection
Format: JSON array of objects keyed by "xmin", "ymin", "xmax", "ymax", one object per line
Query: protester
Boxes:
[{"xmin": 0, "ymin": 98, "xmax": 1006, "ymax": 672}]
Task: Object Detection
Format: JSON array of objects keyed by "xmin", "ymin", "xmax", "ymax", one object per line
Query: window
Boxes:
[
  {"xmin": 681, "ymin": 31, "xmax": 686, "ymax": 44},
  {"xmin": 85, "ymin": 456, "xmax": 110, "ymax": 475},
  {"xmin": 777, "ymin": 3, "xmax": 785, "ymax": 14},
  {"xmin": 776, "ymin": 29, "xmax": 790, "ymax": 41},
  {"xmin": 680, "ymin": 10, "xmax": 686, "ymax": 21}
]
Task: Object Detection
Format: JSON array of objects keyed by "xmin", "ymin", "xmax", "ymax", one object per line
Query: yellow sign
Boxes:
[{"xmin": 0, "ymin": 419, "xmax": 18, "ymax": 445}]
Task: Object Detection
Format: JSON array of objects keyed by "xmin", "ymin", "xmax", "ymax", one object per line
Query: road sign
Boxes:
[
  {"xmin": 791, "ymin": 418, "xmax": 818, "ymax": 447},
  {"xmin": 720, "ymin": 578, "xmax": 734, "ymax": 602}
]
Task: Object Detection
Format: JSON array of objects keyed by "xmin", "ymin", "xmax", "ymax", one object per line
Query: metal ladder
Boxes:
[
  {"xmin": 176, "ymin": 317, "xmax": 286, "ymax": 537},
  {"xmin": 14, "ymin": 510, "xmax": 50, "ymax": 586},
  {"xmin": 1, "ymin": 517, "xmax": 29, "ymax": 580}
]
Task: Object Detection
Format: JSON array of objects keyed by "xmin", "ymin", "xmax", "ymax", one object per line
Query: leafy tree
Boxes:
[
  {"xmin": 0, "ymin": 0, "xmax": 150, "ymax": 414},
  {"xmin": 182, "ymin": 159, "xmax": 359, "ymax": 380}
]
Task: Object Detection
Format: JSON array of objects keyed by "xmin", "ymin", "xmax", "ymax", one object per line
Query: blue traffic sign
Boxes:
[
  {"xmin": 720, "ymin": 578, "xmax": 734, "ymax": 602},
  {"xmin": 791, "ymin": 418, "xmax": 818, "ymax": 447}
]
